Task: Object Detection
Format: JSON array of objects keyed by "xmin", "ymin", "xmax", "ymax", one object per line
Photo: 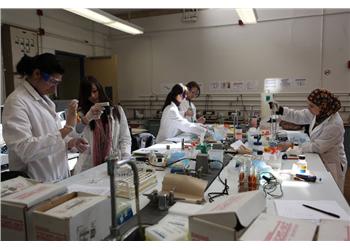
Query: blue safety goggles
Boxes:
[{"xmin": 42, "ymin": 72, "xmax": 62, "ymax": 85}]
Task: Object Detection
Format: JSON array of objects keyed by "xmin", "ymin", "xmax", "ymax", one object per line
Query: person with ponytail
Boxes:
[
  {"xmin": 2, "ymin": 53, "xmax": 88, "ymax": 182},
  {"xmin": 156, "ymin": 83, "xmax": 207, "ymax": 143},
  {"xmin": 269, "ymin": 88, "xmax": 347, "ymax": 192},
  {"xmin": 73, "ymin": 76, "xmax": 131, "ymax": 174}
]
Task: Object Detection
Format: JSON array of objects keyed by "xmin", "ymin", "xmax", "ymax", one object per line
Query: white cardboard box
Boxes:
[
  {"xmin": 32, "ymin": 192, "xmax": 111, "ymax": 241},
  {"xmin": 1, "ymin": 176, "xmax": 39, "ymax": 198},
  {"xmin": 189, "ymin": 190, "xmax": 266, "ymax": 241},
  {"xmin": 317, "ymin": 219, "xmax": 350, "ymax": 241},
  {"xmin": 239, "ymin": 213, "xmax": 318, "ymax": 241},
  {"xmin": 1, "ymin": 182, "xmax": 67, "ymax": 240}
]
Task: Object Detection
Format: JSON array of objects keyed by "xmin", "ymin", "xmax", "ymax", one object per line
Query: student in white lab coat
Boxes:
[
  {"xmin": 3, "ymin": 53, "xmax": 88, "ymax": 182},
  {"xmin": 73, "ymin": 76, "xmax": 131, "ymax": 174},
  {"xmin": 270, "ymin": 88, "xmax": 348, "ymax": 192},
  {"xmin": 179, "ymin": 81, "xmax": 206, "ymax": 123},
  {"xmin": 156, "ymin": 83, "xmax": 207, "ymax": 143}
]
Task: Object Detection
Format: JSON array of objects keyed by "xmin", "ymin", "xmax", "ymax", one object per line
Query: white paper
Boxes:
[
  {"xmin": 230, "ymin": 140, "xmax": 244, "ymax": 150},
  {"xmin": 274, "ymin": 200, "xmax": 350, "ymax": 221},
  {"xmin": 168, "ymin": 202, "xmax": 204, "ymax": 217},
  {"xmin": 240, "ymin": 213, "xmax": 317, "ymax": 241}
]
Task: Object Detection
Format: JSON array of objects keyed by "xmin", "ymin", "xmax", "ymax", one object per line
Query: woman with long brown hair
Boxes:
[{"xmin": 73, "ymin": 76, "xmax": 131, "ymax": 173}]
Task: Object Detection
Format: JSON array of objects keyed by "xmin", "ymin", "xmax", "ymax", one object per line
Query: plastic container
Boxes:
[
  {"xmin": 253, "ymin": 142, "xmax": 263, "ymax": 155},
  {"xmin": 260, "ymin": 91, "xmax": 273, "ymax": 123}
]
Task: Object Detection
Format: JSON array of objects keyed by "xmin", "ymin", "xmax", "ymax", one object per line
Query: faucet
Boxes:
[{"xmin": 106, "ymin": 154, "xmax": 143, "ymax": 240}]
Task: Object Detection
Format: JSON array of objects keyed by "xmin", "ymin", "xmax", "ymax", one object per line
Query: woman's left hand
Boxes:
[{"xmin": 69, "ymin": 138, "xmax": 89, "ymax": 152}]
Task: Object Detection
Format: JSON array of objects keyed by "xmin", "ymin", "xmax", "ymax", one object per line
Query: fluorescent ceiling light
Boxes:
[
  {"xmin": 65, "ymin": 8, "xmax": 143, "ymax": 35},
  {"xmin": 106, "ymin": 22, "xmax": 143, "ymax": 35},
  {"xmin": 235, "ymin": 8, "xmax": 257, "ymax": 24},
  {"xmin": 65, "ymin": 8, "xmax": 113, "ymax": 24}
]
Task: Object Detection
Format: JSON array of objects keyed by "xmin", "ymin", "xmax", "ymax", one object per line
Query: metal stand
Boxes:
[{"xmin": 106, "ymin": 155, "xmax": 143, "ymax": 241}]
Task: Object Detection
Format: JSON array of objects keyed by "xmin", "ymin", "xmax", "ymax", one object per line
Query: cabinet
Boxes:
[{"xmin": 1, "ymin": 24, "xmax": 39, "ymax": 97}]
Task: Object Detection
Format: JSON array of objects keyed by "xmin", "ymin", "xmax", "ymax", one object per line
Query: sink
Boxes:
[
  {"xmin": 121, "ymin": 224, "xmax": 152, "ymax": 241},
  {"xmin": 117, "ymin": 202, "xmax": 169, "ymax": 241}
]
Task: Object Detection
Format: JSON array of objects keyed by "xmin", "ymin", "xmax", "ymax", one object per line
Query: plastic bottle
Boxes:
[
  {"xmin": 253, "ymin": 141, "xmax": 263, "ymax": 155},
  {"xmin": 260, "ymin": 90, "xmax": 273, "ymax": 123},
  {"xmin": 163, "ymin": 145, "xmax": 171, "ymax": 167},
  {"xmin": 235, "ymin": 125, "xmax": 243, "ymax": 140},
  {"xmin": 296, "ymin": 155, "xmax": 308, "ymax": 173},
  {"xmin": 239, "ymin": 164, "xmax": 246, "ymax": 192},
  {"xmin": 239, "ymin": 165, "xmax": 245, "ymax": 185},
  {"xmin": 148, "ymin": 150, "xmax": 157, "ymax": 165},
  {"xmin": 248, "ymin": 166, "xmax": 257, "ymax": 191}
]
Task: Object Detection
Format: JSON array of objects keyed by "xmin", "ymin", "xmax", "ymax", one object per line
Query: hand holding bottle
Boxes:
[
  {"xmin": 85, "ymin": 104, "xmax": 105, "ymax": 122},
  {"xmin": 66, "ymin": 99, "xmax": 78, "ymax": 127}
]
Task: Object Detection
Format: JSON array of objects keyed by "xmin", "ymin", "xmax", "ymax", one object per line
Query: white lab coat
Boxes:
[
  {"xmin": 156, "ymin": 102, "xmax": 206, "ymax": 143},
  {"xmin": 73, "ymin": 105, "xmax": 131, "ymax": 174},
  {"xmin": 3, "ymin": 80, "xmax": 71, "ymax": 182},
  {"xmin": 281, "ymin": 107, "xmax": 348, "ymax": 191},
  {"xmin": 179, "ymin": 99, "xmax": 196, "ymax": 122}
]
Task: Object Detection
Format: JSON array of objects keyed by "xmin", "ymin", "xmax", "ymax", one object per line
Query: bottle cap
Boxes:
[
  {"xmin": 298, "ymin": 155, "xmax": 306, "ymax": 160},
  {"xmin": 253, "ymin": 142, "xmax": 262, "ymax": 145},
  {"xmin": 257, "ymin": 150, "xmax": 263, "ymax": 155}
]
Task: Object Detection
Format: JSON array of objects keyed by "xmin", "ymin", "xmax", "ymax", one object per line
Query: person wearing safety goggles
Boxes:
[
  {"xmin": 156, "ymin": 83, "xmax": 207, "ymax": 143},
  {"xmin": 179, "ymin": 81, "xmax": 206, "ymax": 124},
  {"xmin": 2, "ymin": 53, "xmax": 88, "ymax": 182}
]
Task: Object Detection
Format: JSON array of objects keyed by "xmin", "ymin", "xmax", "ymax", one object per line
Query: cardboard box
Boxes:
[
  {"xmin": 162, "ymin": 174, "xmax": 208, "ymax": 204},
  {"xmin": 1, "ymin": 182, "xmax": 67, "ymax": 240},
  {"xmin": 239, "ymin": 213, "xmax": 318, "ymax": 241},
  {"xmin": 32, "ymin": 192, "xmax": 111, "ymax": 241},
  {"xmin": 189, "ymin": 190, "xmax": 266, "ymax": 240},
  {"xmin": 1, "ymin": 176, "xmax": 39, "ymax": 198},
  {"xmin": 317, "ymin": 219, "xmax": 350, "ymax": 241}
]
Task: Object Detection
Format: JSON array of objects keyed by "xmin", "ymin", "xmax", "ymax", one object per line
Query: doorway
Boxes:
[{"xmin": 55, "ymin": 50, "xmax": 85, "ymax": 100}]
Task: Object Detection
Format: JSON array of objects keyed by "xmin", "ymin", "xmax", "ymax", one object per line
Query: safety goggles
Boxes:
[{"xmin": 42, "ymin": 72, "xmax": 62, "ymax": 86}]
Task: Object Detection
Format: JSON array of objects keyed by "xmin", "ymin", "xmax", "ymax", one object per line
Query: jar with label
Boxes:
[{"xmin": 296, "ymin": 155, "xmax": 308, "ymax": 173}]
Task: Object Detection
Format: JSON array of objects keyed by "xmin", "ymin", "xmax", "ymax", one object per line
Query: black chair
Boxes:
[
  {"xmin": 138, "ymin": 132, "xmax": 155, "ymax": 148},
  {"xmin": 1, "ymin": 171, "xmax": 29, "ymax": 182},
  {"xmin": 130, "ymin": 127, "xmax": 140, "ymax": 151}
]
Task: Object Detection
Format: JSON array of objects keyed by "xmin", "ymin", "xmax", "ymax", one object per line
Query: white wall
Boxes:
[
  {"xmin": 109, "ymin": 9, "xmax": 350, "ymax": 121},
  {"xmin": 1, "ymin": 9, "xmax": 112, "ymax": 57},
  {"xmin": 111, "ymin": 9, "xmax": 350, "ymax": 98}
]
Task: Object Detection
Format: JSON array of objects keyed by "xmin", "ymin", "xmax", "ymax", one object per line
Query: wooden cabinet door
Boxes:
[{"xmin": 84, "ymin": 55, "xmax": 118, "ymax": 103}]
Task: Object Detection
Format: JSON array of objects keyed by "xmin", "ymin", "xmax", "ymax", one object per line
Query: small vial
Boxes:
[{"xmin": 297, "ymin": 155, "xmax": 308, "ymax": 173}]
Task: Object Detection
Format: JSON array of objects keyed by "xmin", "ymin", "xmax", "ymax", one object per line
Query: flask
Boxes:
[{"xmin": 296, "ymin": 155, "xmax": 308, "ymax": 173}]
